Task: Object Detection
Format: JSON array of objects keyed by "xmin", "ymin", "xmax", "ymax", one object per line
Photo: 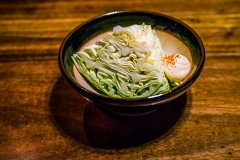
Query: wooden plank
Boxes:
[{"xmin": 0, "ymin": 0, "xmax": 240, "ymax": 159}]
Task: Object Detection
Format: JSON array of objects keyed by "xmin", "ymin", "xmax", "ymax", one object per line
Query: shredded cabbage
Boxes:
[{"xmin": 71, "ymin": 24, "xmax": 171, "ymax": 98}]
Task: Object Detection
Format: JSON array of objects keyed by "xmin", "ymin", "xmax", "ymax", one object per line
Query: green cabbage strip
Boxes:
[{"xmin": 71, "ymin": 24, "xmax": 170, "ymax": 98}]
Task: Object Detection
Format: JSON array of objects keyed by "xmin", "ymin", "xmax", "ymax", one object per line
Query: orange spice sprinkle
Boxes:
[{"xmin": 163, "ymin": 54, "xmax": 176, "ymax": 66}]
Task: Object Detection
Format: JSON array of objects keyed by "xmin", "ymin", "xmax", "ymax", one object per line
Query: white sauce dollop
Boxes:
[{"xmin": 163, "ymin": 53, "xmax": 191, "ymax": 84}]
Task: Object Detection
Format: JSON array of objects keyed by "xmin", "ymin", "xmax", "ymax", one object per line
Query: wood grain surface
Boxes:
[{"xmin": 0, "ymin": 0, "xmax": 240, "ymax": 159}]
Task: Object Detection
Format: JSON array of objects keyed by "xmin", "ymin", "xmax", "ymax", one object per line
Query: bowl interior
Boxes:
[
  {"xmin": 60, "ymin": 11, "xmax": 203, "ymax": 99},
  {"xmin": 73, "ymin": 30, "xmax": 193, "ymax": 94}
]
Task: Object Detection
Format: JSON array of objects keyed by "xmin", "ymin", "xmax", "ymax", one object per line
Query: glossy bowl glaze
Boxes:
[{"xmin": 58, "ymin": 11, "xmax": 205, "ymax": 116}]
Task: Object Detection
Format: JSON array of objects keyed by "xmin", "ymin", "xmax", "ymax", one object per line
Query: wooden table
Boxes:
[{"xmin": 1, "ymin": 0, "xmax": 240, "ymax": 159}]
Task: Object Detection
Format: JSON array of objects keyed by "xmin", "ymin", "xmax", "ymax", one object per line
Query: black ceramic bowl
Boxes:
[{"xmin": 58, "ymin": 11, "xmax": 205, "ymax": 116}]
